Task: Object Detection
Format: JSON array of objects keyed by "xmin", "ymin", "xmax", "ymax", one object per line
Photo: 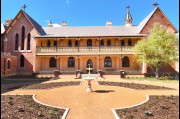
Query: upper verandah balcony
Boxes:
[{"xmin": 36, "ymin": 45, "xmax": 134, "ymax": 56}]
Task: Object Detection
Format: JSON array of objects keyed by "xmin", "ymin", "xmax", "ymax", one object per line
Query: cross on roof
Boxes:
[
  {"xmin": 22, "ymin": 4, "xmax": 27, "ymax": 11},
  {"xmin": 126, "ymin": 5, "xmax": 130, "ymax": 9},
  {"xmin": 153, "ymin": 2, "xmax": 159, "ymax": 7}
]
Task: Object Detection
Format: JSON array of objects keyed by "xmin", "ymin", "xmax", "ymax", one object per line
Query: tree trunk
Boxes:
[{"xmin": 155, "ymin": 67, "xmax": 160, "ymax": 79}]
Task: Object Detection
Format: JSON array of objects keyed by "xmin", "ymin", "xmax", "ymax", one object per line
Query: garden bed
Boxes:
[
  {"xmin": 1, "ymin": 95, "xmax": 65, "ymax": 119},
  {"xmin": 98, "ymin": 81, "xmax": 174, "ymax": 90},
  {"xmin": 21, "ymin": 81, "xmax": 81, "ymax": 89},
  {"xmin": 116, "ymin": 95, "xmax": 179, "ymax": 119}
]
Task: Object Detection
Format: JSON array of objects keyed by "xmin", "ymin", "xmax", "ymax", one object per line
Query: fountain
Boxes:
[{"xmin": 82, "ymin": 64, "xmax": 96, "ymax": 92}]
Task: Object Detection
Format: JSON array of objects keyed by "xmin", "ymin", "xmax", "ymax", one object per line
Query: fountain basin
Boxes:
[{"xmin": 82, "ymin": 76, "xmax": 96, "ymax": 92}]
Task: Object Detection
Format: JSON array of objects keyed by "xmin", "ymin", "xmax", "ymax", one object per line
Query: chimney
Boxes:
[
  {"xmin": 48, "ymin": 21, "xmax": 53, "ymax": 27},
  {"xmin": 106, "ymin": 20, "xmax": 112, "ymax": 26},
  {"xmin": 62, "ymin": 21, "xmax": 67, "ymax": 26},
  {"xmin": 5, "ymin": 18, "xmax": 13, "ymax": 26}
]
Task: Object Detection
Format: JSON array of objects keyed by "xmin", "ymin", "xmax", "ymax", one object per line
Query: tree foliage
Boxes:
[{"xmin": 134, "ymin": 23, "xmax": 178, "ymax": 78}]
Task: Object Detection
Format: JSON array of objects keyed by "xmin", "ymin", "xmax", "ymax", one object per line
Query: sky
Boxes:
[{"xmin": 1, "ymin": 0, "xmax": 179, "ymax": 30}]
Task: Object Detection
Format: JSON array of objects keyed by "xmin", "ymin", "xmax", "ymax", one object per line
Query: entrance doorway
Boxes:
[{"xmin": 86, "ymin": 59, "xmax": 93, "ymax": 73}]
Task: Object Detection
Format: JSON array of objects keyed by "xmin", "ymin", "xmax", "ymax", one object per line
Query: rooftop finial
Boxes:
[
  {"xmin": 22, "ymin": 4, "xmax": 27, "ymax": 11},
  {"xmin": 126, "ymin": 5, "xmax": 130, "ymax": 9},
  {"xmin": 153, "ymin": 2, "xmax": 159, "ymax": 8}
]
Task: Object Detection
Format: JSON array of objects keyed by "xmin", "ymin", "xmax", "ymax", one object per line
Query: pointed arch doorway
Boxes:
[{"xmin": 86, "ymin": 59, "xmax": 93, "ymax": 74}]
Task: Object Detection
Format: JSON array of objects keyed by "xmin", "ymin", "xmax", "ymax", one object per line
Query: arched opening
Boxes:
[
  {"xmin": 49, "ymin": 57, "xmax": 57, "ymax": 67},
  {"xmin": 68, "ymin": 40, "xmax": 72, "ymax": 47},
  {"xmin": 21, "ymin": 26, "xmax": 25, "ymax": 50},
  {"xmin": 100, "ymin": 40, "xmax": 104, "ymax": 46},
  {"xmin": 15, "ymin": 33, "xmax": 19, "ymax": 50},
  {"xmin": 47, "ymin": 40, "xmax": 51, "ymax": 47},
  {"xmin": 107, "ymin": 39, "xmax": 111, "ymax": 46},
  {"xmin": 128, "ymin": 39, "xmax": 132, "ymax": 46},
  {"xmin": 122, "ymin": 56, "xmax": 130, "ymax": 67},
  {"xmin": 86, "ymin": 59, "xmax": 93, "ymax": 73},
  {"xmin": 87, "ymin": 39, "xmax": 92, "ymax": 47},
  {"xmin": 27, "ymin": 33, "xmax": 31, "ymax": 50},
  {"xmin": 68, "ymin": 57, "xmax": 75, "ymax": 67},
  {"xmin": 104, "ymin": 56, "xmax": 112, "ymax": 67}
]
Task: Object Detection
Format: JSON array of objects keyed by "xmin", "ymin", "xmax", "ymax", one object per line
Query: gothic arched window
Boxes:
[
  {"xmin": 21, "ymin": 26, "xmax": 25, "ymax": 50},
  {"xmin": 27, "ymin": 33, "xmax": 31, "ymax": 50},
  {"xmin": 15, "ymin": 33, "xmax": 19, "ymax": 50}
]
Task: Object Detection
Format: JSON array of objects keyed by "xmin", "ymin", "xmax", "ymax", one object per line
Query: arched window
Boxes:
[
  {"xmin": 75, "ymin": 40, "xmax": 79, "ymax": 47},
  {"xmin": 54, "ymin": 41, "xmax": 57, "ymax": 47},
  {"xmin": 87, "ymin": 39, "xmax": 92, "ymax": 47},
  {"xmin": 27, "ymin": 33, "xmax": 31, "ymax": 50},
  {"xmin": 87, "ymin": 59, "xmax": 93, "ymax": 68},
  {"xmin": 100, "ymin": 40, "xmax": 104, "ymax": 46},
  {"xmin": 20, "ymin": 55, "xmax": 24, "ymax": 67},
  {"xmin": 7, "ymin": 60, "xmax": 11, "ymax": 69},
  {"xmin": 68, "ymin": 57, "xmax": 75, "ymax": 67},
  {"xmin": 15, "ymin": 33, "xmax": 19, "ymax": 50},
  {"xmin": 121, "ymin": 40, "xmax": 125, "ymax": 46},
  {"xmin": 47, "ymin": 40, "xmax": 51, "ymax": 47},
  {"xmin": 107, "ymin": 39, "xmax": 111, "ymax": 46},
  {"xmin": 21, "ymin": 26, "xmax": 25, "ymax": 50},
  {"xmin": 128, "ymin": 39, "xmax": 132, "ymax": 46},
  {"xmin": 68, "ymin": 40, "xmax": 72, "ymax": 47},
  {"xmin": 49, "ymin": 57, "xmax": 56, "ymax": 67},
  {"xmin": 104, "ymin": 56, "xmax": 112, "ymax": 67},
  {"xmin": 122, "ymin": 56, "xmax": 130, "ymax": 67}
]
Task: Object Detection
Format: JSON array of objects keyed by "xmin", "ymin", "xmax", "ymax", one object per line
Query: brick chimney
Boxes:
[
  {"xmin": 48, "ymin": 21, "xmax": 53, "ymax": 27},
  {"xmin": 62, "ymin": 21, "xmax": 67, "ymax": 26},
  {"xmin": 5, "ymin": 18, "xmax": 13, "ymax": 26},
  {"xmin": 106, "ymin": 20, "xmax": 112, "ymax": 26}
]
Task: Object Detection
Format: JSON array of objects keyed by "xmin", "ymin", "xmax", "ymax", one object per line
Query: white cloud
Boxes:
[
  {"xmin": 66, "ymin": 0, "xmax": 70, "ymax": 4},
  {"xmin": 45, "ymin": 20, "xmax": 49, "ymax": 23}
]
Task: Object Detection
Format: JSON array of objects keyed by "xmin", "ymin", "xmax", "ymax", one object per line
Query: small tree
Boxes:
[{"xmin": 134, "ymin": 23, "xmax": 178, "ymax": 79}]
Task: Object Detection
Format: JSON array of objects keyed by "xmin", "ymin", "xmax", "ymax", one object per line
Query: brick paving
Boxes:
[{"xmin": 1, "ymin": 75, "xmax": 179, "ymax": 119}]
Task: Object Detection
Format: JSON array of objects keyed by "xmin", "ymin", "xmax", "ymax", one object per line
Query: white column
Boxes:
[{"xmin": 142, "ymin": 62, "xmax": 147, "ymax": 74}]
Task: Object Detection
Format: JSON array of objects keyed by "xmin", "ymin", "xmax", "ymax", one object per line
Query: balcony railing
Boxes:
[{"xmin": 36, "ymin": 45, "xmax": 133, "ymax": 54}]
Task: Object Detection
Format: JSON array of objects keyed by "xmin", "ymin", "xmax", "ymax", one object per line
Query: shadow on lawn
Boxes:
[{"xmin": 1, "ymin": 77, "xmax": 52, "ymax": 94}]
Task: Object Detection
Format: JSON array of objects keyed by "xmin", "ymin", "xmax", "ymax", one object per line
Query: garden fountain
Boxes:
[{"xmin": 82, "ymin": 64, "xmax": 96, "ymax": 92}]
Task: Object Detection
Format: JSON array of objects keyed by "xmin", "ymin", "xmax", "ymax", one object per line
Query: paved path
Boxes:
[{"xmin": 1, "ymin": 75, "xmax": 179, "ymax": 119}]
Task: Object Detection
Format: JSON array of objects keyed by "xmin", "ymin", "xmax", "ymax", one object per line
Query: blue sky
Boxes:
[{"xmin": 1, "ymin": 0, "xmax": 179, "ymax": 30}]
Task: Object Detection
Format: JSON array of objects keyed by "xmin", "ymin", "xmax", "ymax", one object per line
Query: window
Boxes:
[
  {"xmin": 27, "ymin": 33, "xmax": 31, "ymax": 50},
  {"xmin": 54, "ymin": 41, "xmax": 57, "ymax": 47},
  {"xmin": 47, "ymin": 40, "xmax": 51, "ymax": 47},
  {"xmin": 21, "ymin": 26, "xmax": 25, "ymax": 50},
  {"xmin": 107, "ymin": 39, "xmax": 111, "ymax": 46},
  {"xmin": 7, "ymin": 60, "xmax": 10, "ymax": 69},
  {"xmin": 68, "ymin": 57, "xmax": 75, "ymax": 67},
  {"xmin": 68, "ymin": 40, "xmax": 72, "ymax": 47},
  {"xmin": 128, "ymin": 39, "xmax": 132, "ymax": 46},
  {"xmin": 104, "ymin": 56, "xmax": 112, "ymax": 67},
  {"xmin": 87, "ymin": 39, "xmax": 92, "ymax": 47},
  {"xmin": 15, "ymin": 33, "xmax": 19, "ymax": 50},
  {"xmin": 75, "ymin": 40, "xmax": 79, "ymax": 47},
  {"xmin": 20, "ymin": 55, "xmax": 24, "ymax": 67},
  {"xmin": 87, "ymin": 59, "xmax": 93, "ymax": 68},
  {"xmin": 100, "ymin": 40, "xmax": 104, "ymax": 46},
  {"xmin": 122, "ymin": 56, "xmax": 130, "ymax": 67},
  {"xmin": 49, "ymin": 57, "xmax": 56, "ymax": 67},
  {"xmin": 121, "ymin": 40, "xmax": 125, "ymax": 46}
]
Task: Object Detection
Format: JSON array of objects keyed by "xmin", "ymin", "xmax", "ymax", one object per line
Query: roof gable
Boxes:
[
  {"xmin": 137, "ymin": 7, "xmax": 178, "ymax": 34},
  {"xmin": 4, "ymin": 10, "xmax": 45, "ymax": 35}
]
